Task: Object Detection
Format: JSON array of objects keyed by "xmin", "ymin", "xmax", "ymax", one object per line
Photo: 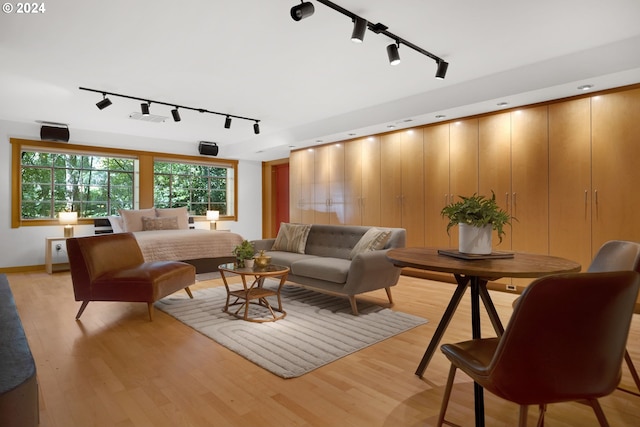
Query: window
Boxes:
[
  {"xmin": 11, "ymin": 138, "xmax": 239, "ymax": 227},
  {"xmin": 153, "ymin": 160, "xmax": 235, "ymax": 216},
  {"xmin": 20, "ymin": 149, "xmax": 137, "ymax": 219}
]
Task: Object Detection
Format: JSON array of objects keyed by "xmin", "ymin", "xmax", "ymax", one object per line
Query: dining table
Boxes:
[{"xmin": 386, "ymin": 247, "xmax": 581, "ymax": 427}]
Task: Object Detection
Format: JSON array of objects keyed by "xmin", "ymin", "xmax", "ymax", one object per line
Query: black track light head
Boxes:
[
  {"xmin": 224, "ymin": 116, "xmax": 232, "ymax": 129},
  {"xmin": 435, "ymin": 60, "xmax": 449, "ymax": 79},
  {"xmin": 351, "ymin": 17, "xmax": 367, "ymax": 43},
  {"xmin": 141, "ymin": 102, "xmax": 150, "ymax": 115},
  {"xmin": 387, "ymin": 43, "xmax": 400, "ymax": 66},
  {"xmin": 96, "ymin": 94, "xmax": 112, "ymax": 110},
  {"xmin": 291, "ymin": 1, "xmax": 314, "ymax": 21},
  {"xmin": 254, "ymin": 121, "xmax": 260, "ymax": 134},
  {"xmin": 171, "ymin": 107, "xmax": 181, "ymax": 122}
]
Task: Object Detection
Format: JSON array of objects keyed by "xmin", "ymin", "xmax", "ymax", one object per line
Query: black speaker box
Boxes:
[
  {"xmin": 198, "ymin": 141, "xmax": 219, "ymax": 156},
  {"xmin": 40, "ymin": 125, "xmax": 70, "ymax": 142}
]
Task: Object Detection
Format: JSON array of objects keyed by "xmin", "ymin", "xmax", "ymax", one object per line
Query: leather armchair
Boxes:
[{"xmin": 67, "ymin": 232, "xmax": 195, "ymax": 321}]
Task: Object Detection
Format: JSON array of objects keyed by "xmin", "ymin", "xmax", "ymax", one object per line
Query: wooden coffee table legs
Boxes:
[{"xmin": 220, "ymin": 270, "xmax": 287, "ymax": 322}]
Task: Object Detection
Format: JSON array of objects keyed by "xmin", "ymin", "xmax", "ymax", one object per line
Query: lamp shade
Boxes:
[
  {"xmin": 59, "ymin": 211, "xmax": 78, "ymax": 225},
  {"xmin": 206, "ymin": 210, "xmax": 220, "ymax": 221}
]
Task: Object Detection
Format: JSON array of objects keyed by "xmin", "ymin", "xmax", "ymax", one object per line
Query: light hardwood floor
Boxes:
[{"xmin": 6, "ymin": 271, "xmax": 640, "ymax": 427}]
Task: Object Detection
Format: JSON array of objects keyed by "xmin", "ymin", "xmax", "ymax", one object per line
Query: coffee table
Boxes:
[{"xmin": 218, "ymin": 263, "xmax": 289, "ymax": 322}]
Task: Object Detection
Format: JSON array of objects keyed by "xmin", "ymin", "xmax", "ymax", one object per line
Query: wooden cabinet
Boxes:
[
  {"xmin": 288, "ymin": 149, "xmax": 302, "ymax": 223},
  {"xmin": 548, "ymin": 97, "xmax": 592, "ymax": 270},
  {"xmin": 591, "ymin": 87, "xmax": 640, "ymax": 248},
  {"xmin": 344, "ymin": 137, "xmax": 381, "ymax": 226},
  {"xmin": 290, "ymin": 148, "xmax": 315, "ymax": 224},
  {"xmin": 424, "ymin": 124, "xmax": 451, "ymax": 248},
  {"xmin": 313, "ymin": 144, "xmax": 344, "ymax": 224}
]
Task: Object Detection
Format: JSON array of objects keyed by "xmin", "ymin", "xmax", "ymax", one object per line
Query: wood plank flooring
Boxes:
[{"xmin": 6, "ymin": 271, "xmax": 640, "ymax": 427}]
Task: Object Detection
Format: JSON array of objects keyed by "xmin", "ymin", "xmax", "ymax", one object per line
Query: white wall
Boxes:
[{"xmin": 0, "ymin": 119, "xmax": 263, "ymax": 270}]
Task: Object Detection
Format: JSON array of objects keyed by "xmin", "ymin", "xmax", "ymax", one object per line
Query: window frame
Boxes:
[{"xmin": 11, "ymin": 138, "xmax": 238, "ymax": 228}]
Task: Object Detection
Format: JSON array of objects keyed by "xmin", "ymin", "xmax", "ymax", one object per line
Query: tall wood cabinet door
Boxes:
[
  {"xmin": 510, "ymin": 106, "xmax": 549, "ymax": 255},
  {"xmin": 592, "ymin": 87, "xmax": 640, "ymax": 248},
  {"xmin": 313, "ymin": 146, "xmax": 330, "ymax": 224},
  {"xmin": 479, "ymin": 112, "xmax": 512, "ymax": 250},
  {"xmin": 344, "ymin": 139, "xmax": 363, "ymax": 225},
  {"xmin": 401, "ymin": 129, "xmax": 425, "ymax": 247},
  {"xmin": 424, "ymin": 123, "xmax": 451, "ymax": 248},
  {"xmin": 380, "ymin": 132, "xmax": 403, "ymax": 228},
  {"xmin": 548, "ymin": 98, "xmax": 591, "ymax": 269},
  {"xmin": 328, "ymin": 143, "xmax": 345, "ymax": 224},
  {"xmin": 361, "ymin": 136, "xmax": 381, "ymax": 226},
  {"xmin": 289, "ymin": 149, "xmax": 302, "ymax": 223},
  {"xmin": 449, "ymin": 119, "xmax": 479, "ymax": 244},
  {"xmin": 299, "ymin": 148, "xmax": 316, "ymax": 224}
]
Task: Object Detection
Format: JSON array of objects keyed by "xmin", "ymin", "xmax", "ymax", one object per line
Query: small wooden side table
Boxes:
[
  {"xmin": 45, "ymin": 237, "xmax": 70, "ymax": 274},
  {"xmin": 218, "ymin": 263, "xmax": 289, "ymax": 322}
]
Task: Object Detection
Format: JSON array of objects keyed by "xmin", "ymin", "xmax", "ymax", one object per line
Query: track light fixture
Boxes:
[
  {"xmin": 96, "ymin": 93, "xmax": 112, "ymax": 110},
  {"xmin": 291, "ymin": 1, "xmax": 315, "ymax": 21},
  {"xmin": 171, "ymin": 107, "xmax": 181, "ymax": 122},
  {"xmin": 351, "ymin": 17, "xmax": 367, "ymax": 43},
  {"xmin": 435, "ymin": 60, "xmax": 449, "ymax": 80},
  {"xmin": 386, "ymin": 42, "xmax": 400, "ymax": 66},
  {"xmin": 80, "ymin": 87, "xmax": 261, "ymax": 134},
  {"xmin": 291, "ymin": 0, "xmax": 449, "ymax": 79}
]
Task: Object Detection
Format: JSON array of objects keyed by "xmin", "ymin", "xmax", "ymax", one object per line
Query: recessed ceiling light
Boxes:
[
  {"xmin": 497, "ymin": 102, "xmax": 509, "ymax": 107},
  {"xmin": 578, "ymin": 84, "xmax": 594, "ymax": 91},
  {"xmin": 387, "ymin": 125, "xmax": 396, "ymax": 129},
  {"xmin": 348, "ymin": 133, "xmax": 356, "ymax": 136},
  {"xmin": 435, "ymin": 115, "xmax": 446, "ymax": 119}
]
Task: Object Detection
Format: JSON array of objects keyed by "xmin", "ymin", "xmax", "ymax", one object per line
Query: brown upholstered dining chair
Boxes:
[
  {"xmin": 437, "ymin": 271, "xmax": 640, "ymax": 427},
  {"xmin": 67, "ymin": 232, "xmax": 195, "ymax": 321},
  {"xmin": 513, "ymin": 240, "xmax": 640, "ymax": 395}
]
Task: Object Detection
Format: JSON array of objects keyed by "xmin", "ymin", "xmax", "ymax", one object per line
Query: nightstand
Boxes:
[{"xmin": 45, "ymin": 237, "xmax": 70, "ymax": 274}]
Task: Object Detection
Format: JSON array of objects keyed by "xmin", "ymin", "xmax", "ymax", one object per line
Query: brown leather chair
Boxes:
[
  {"xmin": 437, "ymin": 271, "xmax": 640, "ymax": 427},
  {"xmin": 67, "ymin": 232, "xmax": 195, "ymax": 321},
  {"xmin": 514, "ymin": 240, "xmax": 640, "ymax": 395}
]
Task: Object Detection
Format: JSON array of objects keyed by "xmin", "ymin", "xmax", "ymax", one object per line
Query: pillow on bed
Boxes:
[
  {"xmin": 156, "ymin": 207, "xmax": 189, "ymax": 229},
  {"xmin": 272, "ymin": 223, "xmax": 311, "ymax": 254},
  {"xmin": 349, "ymin": 228, "xmax": 391, "ymax": 259},
  {"xmin": 107, "ymin": 216, "xmax": 125, "ymax": 233},
  {"xmin": 119, "ymin": 208, "xmax": 157, "ymax": 232},
  {"xmin": 141, "ymin": 216, "xmax": 179, "ymax": 231}
]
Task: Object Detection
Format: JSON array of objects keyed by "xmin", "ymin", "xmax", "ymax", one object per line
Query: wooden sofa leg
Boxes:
[
  {"xmin": 75, "ymin": 301, "xmax": 90, "ymax": 320},
  {"xmin": 185, "ymin": 286, "xmax": 194, "ymax": 299},
  {"xmin": 349, "ymin": 296, "xmax": 359, "ymax": 315},
  {"xmin": 147, "ymin": 303, "xmax": 154, "ymax": 321},
  {"xmin": 385, "ymin": 287, "xmax": 394, "ymax": 305}
]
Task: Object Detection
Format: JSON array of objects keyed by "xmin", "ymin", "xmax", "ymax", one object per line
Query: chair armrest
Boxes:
[{"xmin": 343, "ymin": 249, "xmax": 402, "ymax": 294}]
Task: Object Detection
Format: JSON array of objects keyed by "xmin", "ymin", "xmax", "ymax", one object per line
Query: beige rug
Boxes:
[{"xmin": 155, "ymin": 281, "xmax": 427, "ymax": 378}]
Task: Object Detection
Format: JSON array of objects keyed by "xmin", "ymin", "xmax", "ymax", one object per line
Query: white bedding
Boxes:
[{"xmin": 132, "ymin": 229, "xmax": 244, "ymax": 262}]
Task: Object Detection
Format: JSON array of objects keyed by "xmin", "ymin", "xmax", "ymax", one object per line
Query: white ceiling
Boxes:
[{"xmin": 2, "ymin": 0, "xmax": 640, "ymax": 161}]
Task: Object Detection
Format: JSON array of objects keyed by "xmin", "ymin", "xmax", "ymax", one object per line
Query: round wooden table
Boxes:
[{"xmin": 386, "ymin": 247, "xmax": 581, "ymax": 427}]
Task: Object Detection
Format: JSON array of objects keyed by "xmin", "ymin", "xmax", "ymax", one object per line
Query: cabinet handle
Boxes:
[
  {"xmin": 584, "ymin": 190, "xmax": 588, "ymax": 219},
  {"xmin": 505, "ymin": 192, "xmax": 509, "ymax": 211},
  {"xmin": 512, "ymin": 192, "xmax": 517, "ymax": 216}
]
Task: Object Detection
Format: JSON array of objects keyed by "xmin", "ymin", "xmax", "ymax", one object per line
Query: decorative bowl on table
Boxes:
[{"xmin": 254, "ymin": 250, "xmax": 272, "ymax": 268}]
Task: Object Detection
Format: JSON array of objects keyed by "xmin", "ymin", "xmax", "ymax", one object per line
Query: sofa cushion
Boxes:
[
  {"xmin": 349, "ymin": 227, "xmax": 391, "ymax": 259},
  {"xmin": 266, "ymin": 251, "xmax": 316, "ymax": 268},
  {"xmin": 291, "ymin": 257, "xmax": 351, "ymax": 284},
  {"xmin": 272, "ymin": 223, "xmax": 312, "ymax": 253}
]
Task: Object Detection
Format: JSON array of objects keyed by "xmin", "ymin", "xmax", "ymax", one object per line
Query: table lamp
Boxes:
[
  {"xmin": 59, "ymin": 211, "xmax": 78, "ymax": 237},
  {"xmin": 206, "ymin": 210, "xmax": 219, "ymax": 230}
]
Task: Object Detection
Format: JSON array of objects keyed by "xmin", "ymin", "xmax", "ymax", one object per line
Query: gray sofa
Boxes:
[{"xmin": 251, "ymin": 224, "xmax": 406, "ymax": 314}]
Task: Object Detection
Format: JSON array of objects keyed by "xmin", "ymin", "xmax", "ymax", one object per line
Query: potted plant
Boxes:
[
  {"xmin": 232, "ymin": 240, "xmax": 255, "ymax": 268},
  {"xmin": 441, "ymin": 191, "xmax": 512, "ymax": 254}
]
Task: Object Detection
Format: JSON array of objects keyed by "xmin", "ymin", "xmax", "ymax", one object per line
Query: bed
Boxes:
[{"xmin": 94, "ymin": 207, "xmax": 244, "ymax": 273}]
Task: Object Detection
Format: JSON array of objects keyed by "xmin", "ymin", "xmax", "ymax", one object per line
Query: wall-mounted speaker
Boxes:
[
  {"xmin": 40, "ymin": 125, "xmax": 70, "ymax": 142},
  {"xmin": 198, "ymin": 141, "xmax": 219, "ymax": 156}
]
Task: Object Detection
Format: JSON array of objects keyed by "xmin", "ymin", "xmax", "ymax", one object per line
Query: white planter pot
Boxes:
[{"xmin": 458, "ymin": 224, "xmax": 493, "ymax": 255}]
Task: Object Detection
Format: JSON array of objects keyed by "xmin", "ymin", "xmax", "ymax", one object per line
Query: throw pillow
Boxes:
[
  {"xmin": 156, "ymin": 207, "xmax": 189, "ymax": 229},
  {"xmin": 119, "ymin": 208, "xmax": 157, "ymax": 232},
  {"xmin": 272, "ymin": 223, "xmax": 312, "ymax": 254},
  {"xmin": 349, "ymin": 228, "xmax": 391, "ymax": 259},
  {"xmin": 141, "ymin": 216, "xmax": 179, "ymax": 231},
  {"xmin": 107, "ymin": 215, "xmax": 124, "ymax": 233}
]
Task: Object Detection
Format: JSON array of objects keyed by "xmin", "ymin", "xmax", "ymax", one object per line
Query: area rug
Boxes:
[{"xmin": 155, "ymin": 281, "xmax": 428, "ymax": 378}]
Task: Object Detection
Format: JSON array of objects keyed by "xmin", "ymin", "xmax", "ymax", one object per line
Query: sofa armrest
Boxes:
[
  {"xmin": 343, "ymin": 249, "xmax": 401, "ymax": 295},
  {"xmin": 251, "ymin": 238, "xmax": 275, "ymax": 253}
]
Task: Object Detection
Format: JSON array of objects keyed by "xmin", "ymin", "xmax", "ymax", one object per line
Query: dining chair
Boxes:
[
  {"xmin": 437, "ymin": 271, "xmax": 640, "ymax": 427},
  {"xmin": 513, "ymin": 240, "xmax": 640, "ymax": 395}
]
